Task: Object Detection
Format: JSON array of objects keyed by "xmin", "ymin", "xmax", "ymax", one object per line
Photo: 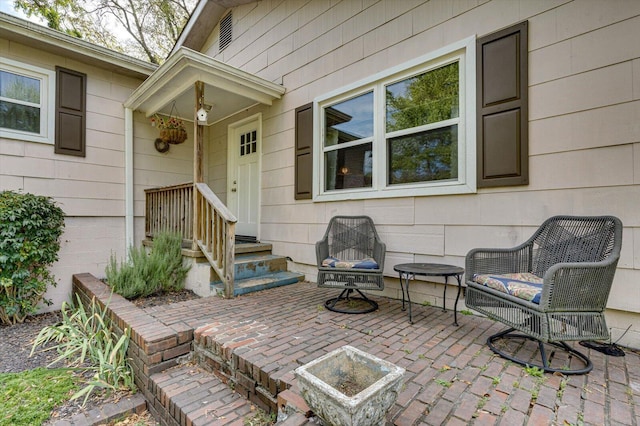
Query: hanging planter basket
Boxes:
[
  {"xmin": 151, "ymin": 101, "xmax": 188, "ymax": 146},
  {"xmin": 160, "ymin": 127, "xmax": 188, "ymax": 145}
]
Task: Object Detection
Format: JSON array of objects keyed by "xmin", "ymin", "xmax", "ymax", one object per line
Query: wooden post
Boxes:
[
  {"xmin": 192, "ymin": 81, "xmax": 205, "ymax": 250},
  {"xmin": 194, "ymin": 81, "xmax": 205, "ymax": 184},
  {"xmin": 225, "ymin": 222, "xmax": 235, "ymax": 298}
]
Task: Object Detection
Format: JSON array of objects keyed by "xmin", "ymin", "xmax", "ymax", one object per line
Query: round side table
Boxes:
[{"xmin": 393, "ymin": 263, "xmax": 464, "ymax": 325}]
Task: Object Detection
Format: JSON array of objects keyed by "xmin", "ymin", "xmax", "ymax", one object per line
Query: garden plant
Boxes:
[
  {"xmin": 0, "ymin": 191, "xmax": 65, "ymax": 325},
  {"xmin": 31, "ymin": 294, "xmax": 134, "ymax": 406},
  {"xmin": 105, "ymin": 231, "xmax": 190, "ymax": 299}
]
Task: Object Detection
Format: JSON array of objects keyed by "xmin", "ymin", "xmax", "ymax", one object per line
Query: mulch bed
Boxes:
[
  {"xmin": 0, "ymin": 288, "xmax": 201, "ymax": 424},
  {"xmin": 131, "ymin": 289, "xmax": 200, "ymax": 308}
]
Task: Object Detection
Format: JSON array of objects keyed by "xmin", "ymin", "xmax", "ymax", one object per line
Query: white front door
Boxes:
[{"xmin": 227, "ymin": 116, "xmax": 261, "ymax": 238}]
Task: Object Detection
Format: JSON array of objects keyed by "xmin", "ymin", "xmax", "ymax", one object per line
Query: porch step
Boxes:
[
  {"xmin": 234, "ymin": 253, "xmax": 287, "ymax": 280},
  {"xmin": 212, "ymin": 271, "xmax": 305, "ymax": 296},
  {"xmin": 235, "ymin": 241, "xmax": 272, "ymax": 255},
  {"xmin": 209, "ymin": 243, "xmax": 304, "ymax": 296}
]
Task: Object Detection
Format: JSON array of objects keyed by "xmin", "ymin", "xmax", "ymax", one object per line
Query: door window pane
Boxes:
[
  {"xmin": 388, "ymin": 125, "xmax": 458, "ymax": 185},
  {"xmin": 325, "ymin": 143, "xmax": 373, "ymax": 190},
  {"xmin": 240, "ymin": 131, "xmax": 257, "ymax": 156},
  {"xmin": 324, "ymin": 91, "xmax": 373, "ymax": 147},
  {"xmin": 386, "ymin": 62, "xmax": 458, "ymax": 133}
]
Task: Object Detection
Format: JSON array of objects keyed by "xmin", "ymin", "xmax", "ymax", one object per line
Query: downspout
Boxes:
[{"xmin": 125, "ymin": 107, "xmax": 134, "ymax": 253}]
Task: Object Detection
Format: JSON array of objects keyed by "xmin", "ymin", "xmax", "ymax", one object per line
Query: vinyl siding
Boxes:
[
  {"xmin": 197, "ymin": 0, "xmax": 640, "ymax": 347},
  {"xmin": 0, "ymin": 39, "xmax": 149, "ymax": 310}
]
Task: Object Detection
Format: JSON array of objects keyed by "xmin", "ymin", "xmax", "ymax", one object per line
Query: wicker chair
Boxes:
[
  {"xmin": 316, "ymin": 216, "xmax": 386, "ymax": 314},
  {"xmin": 465, "ymin": 215, "xmax": 622, "ymax": 374}
]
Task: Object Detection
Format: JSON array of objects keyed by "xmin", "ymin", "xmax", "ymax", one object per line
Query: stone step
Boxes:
[
  {"xmin": 212, "ymin": 271, "xmax": 305, "ymax": 296},
  {"xmin": 234, "ymin": 253, "xmax": 288, "ymax": 280}
]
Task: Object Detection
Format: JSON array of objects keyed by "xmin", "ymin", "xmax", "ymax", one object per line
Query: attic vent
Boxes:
[{"xmin": 219, "ymin": 12, "xmax": 232, "ymax": 51}]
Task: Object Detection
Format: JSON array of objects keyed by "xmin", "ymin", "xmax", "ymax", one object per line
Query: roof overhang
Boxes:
[
  {"xmin": 0, "ymin": 12, "xmax": 156, "ymax": 79},
  {"xmin": 124, "ymin": 47, "xmax": 285, "ymax": 124}
]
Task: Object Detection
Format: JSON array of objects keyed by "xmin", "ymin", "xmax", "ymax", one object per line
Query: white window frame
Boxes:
[
  {"xmin": 313, "ymin": 36, "xmax": 476, "ymax": 202},
  {"xmin": 0, "ymin": 58, "xmax": 55, "ymax": 144}
]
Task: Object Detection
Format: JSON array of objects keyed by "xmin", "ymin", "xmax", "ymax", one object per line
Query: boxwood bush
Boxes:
[{"xmin": 0, "ymin": 191, "xmax": 65, "ymax": 325}]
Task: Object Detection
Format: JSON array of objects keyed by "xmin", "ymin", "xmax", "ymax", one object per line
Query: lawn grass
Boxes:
[{"xmin": 0, "ymin": 367, "xmax": 79, "ymax": 426}]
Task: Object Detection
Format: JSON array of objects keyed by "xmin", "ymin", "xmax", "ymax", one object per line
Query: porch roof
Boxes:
[{"xmin": 124, "ymin": 47, "xmax": 286, "ymax": 125}]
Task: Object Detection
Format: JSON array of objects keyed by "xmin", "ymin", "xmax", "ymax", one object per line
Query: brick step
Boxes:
[
  {"xmin": 192, "ymin": 321, "xmax": 299, "ymax": 416},
  {"xmin": 147, "ymin": 364, "xmax": 253, "ymax": 425},
  {"xmin": 51, "ymin": 393, "xmax": 147, "ymax": 426}
]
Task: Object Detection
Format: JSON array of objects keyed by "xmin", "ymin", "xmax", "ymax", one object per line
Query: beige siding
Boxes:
[
  {"xmin": 1, "ymin": 40, "xmax": 142, "ymax": 216},
  {"xmin": 132, "ymin": 111, "xmax": 195, "ymax": 222},
  {"xmin": 0, "ymin": 39, "xmax": 149, "ymax": 309},
  {"xmin": 45, "ymin": 217, "xmax": 126, "ymax": 311},
  {"xmin": 198, "ymin": 0, "xmax": 640, "ymax": 347}
]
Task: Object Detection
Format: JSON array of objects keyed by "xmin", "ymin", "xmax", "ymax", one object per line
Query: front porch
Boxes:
[
  {"xmin": 143, "ymin": 181, "xmax": 304, "ymax": 298},
  {"xmin": 73, "ymin": 273, "xmax": 640, "ymax": 425},
  {"xmin": 125, "ymin": 47, "xmax": 289, "ymax": 298}
]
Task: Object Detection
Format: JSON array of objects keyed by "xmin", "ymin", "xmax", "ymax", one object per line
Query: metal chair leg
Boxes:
[
  {"xmin": 324, "ymin": 288, "xmax": 379, "ymax": 314},
  {"xmin": 486, "ymin": 327, "xmax": 593, "ymax": 375}
]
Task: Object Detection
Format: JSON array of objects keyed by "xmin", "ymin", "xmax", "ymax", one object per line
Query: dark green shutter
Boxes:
[
  {"xmin": 477, "ymin": 21, "xmax": 528, "ymax": 187},
  {"xmin": 55, "ymin": 67, "xmax": 86, "ymax": 157},
  {"xmin": 295, "ymin": 103, "xmax": 313, "ymax": 200}
]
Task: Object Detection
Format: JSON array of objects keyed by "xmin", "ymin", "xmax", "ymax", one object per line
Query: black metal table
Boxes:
[{"xmin": 394, "ymin": 263, "xmax": 465, "ymax": 325}]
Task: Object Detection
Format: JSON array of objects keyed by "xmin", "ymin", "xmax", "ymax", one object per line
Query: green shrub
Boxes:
[
  {"xmin": 0, "ymin": 191, "xmax": 65, "ymax": 325},
  {"xmin": 31, "ymin": 294, "xmax": 135, "ymax": 406},
  {"xmin": 105, "ymin": 231, "xmax": 190, "ymax": 299}
]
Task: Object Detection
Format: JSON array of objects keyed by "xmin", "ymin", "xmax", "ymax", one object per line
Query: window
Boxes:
[
  {"xmin": 0, "ymin": 59, "xmax": 55, "ymax": 144},
  {"xmin": 313, "ymin": 37, "xmax": 476, "ymax": 201},
  {"xmin": 323, "ymin": 91, "xmax": 373, "ymax": 190}
]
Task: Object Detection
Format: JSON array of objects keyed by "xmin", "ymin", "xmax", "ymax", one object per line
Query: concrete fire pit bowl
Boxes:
[{"xmin": 294, "ymin": 345, "xmax": 405, "ymax": 426}]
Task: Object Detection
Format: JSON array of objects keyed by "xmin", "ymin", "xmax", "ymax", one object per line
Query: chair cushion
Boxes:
[
  {"xmin": 472, "ymin": 272, "xmax": 543, "ymax": 304},
  {"xmin": 322, "ymin": 256, "xmax": 379, "ymax": 269}
]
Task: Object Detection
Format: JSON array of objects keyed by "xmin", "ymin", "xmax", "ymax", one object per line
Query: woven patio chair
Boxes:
[
  {"xmin": 465, "ymin": 215, "xmax": 622, "ymax": 374},
  {"xmin": 316, "ymin": 215, "xmax": 386, "ymax": 314}
]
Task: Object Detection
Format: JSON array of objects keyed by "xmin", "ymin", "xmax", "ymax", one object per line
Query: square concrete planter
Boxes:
[{"xmin": 294, "ymin": 345, "xmax": 405, "ymax": 426}]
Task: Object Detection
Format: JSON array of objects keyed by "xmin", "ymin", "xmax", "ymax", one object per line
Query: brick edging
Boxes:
[
  {"xmin": 72, "ymin": 273, "xmax": 193, "ymax": 404},
  {"xmin": 51, "ymin": 393, "xmax": 147, "ymax": 426}
]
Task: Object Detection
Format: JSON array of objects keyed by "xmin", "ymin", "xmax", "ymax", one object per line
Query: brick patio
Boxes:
[{"xmin": 74, "ymin": 275, "xmax": 640, "ymax": 425}]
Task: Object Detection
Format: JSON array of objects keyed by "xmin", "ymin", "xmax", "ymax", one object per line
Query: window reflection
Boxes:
[
  {"xmin": 0, "ymin": 71, "xmax": 40, "ymax": 103},
  {"xmin": 325, "ymin": 143, "xmax": 373, "ymax": 190},
  {"xmin": 324, "ymin": 91, "xmax": 373, "ymax": 147},
  {"xmin": 386, "ymin": 62, "xmax": 458, "ymax": 133},
  {"xmin": 388, "ymin": 126, "xmax": 458, "ymax": 185},
  {"xmin": 0, "ymin": 70, "xmax": 42, "ymax": 134}
]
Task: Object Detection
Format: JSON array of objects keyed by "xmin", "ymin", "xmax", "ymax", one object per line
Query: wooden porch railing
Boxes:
[
  {"xmin": 144, "ymin": 182, "xmax": 194, "ymax": 240},
  {"xmin": 144, "ymin": 182, "xmax": 237, "ymax": 297},
  {"xmin": 194, "ymin": 182, "xmax": 236, "ymax": 298}
]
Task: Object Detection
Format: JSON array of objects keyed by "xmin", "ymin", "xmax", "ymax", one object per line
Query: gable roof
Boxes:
[
  {"xmin": 171, "ymin": 0, "xmax": 257, "ymax": 55},
  {"xmin": 125, "ymin": 47, "xmax": 285, "ymax": 124},
  {"xmin": 0, "ymin": 12, "xmax": 156, "ymax": 79}
]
